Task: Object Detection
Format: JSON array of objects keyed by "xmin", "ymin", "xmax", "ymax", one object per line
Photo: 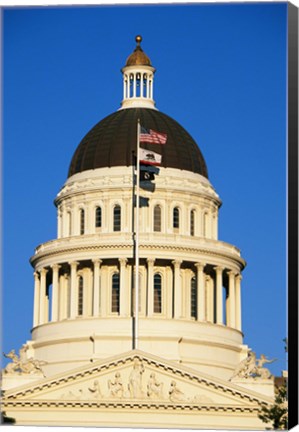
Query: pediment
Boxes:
[{"xmin": 4, "ymin": 350, "xmax": 273, "ymax": 409}]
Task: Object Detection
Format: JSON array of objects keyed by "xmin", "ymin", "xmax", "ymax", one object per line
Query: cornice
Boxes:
[
  {"xmin": 3, "ymin": 398, "xmax": 263, "ymax": 413},
  {"xmin": 4, "ymin": 351, "xmax": 270, "ymax": 405},
  {"xmin": 30, "ymin": 242, "xmax": 246, "ymax": 269}
]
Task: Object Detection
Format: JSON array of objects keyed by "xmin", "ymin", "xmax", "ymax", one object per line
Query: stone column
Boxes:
[
  {"xmin": 119, "ymin": 258, "xmax": 128, "ymax": 316},
  {"xmin": 70, "ymin": 262, "xmax": 79, "ymax": 318},
  {"xmin": 172, "ymin": 260, "xmax": 182, "ymax": 319},
  {"xmin": 51, "ymin": 264, "xmax": 61, "ymax": 322},
  {"xmin": 195, "ymin": 263, "xmax": 206, "ymax": 321},
  {"xmin": 33, "ymin": 272, "xmax": 40, "ymax": 327},
  {"xmin": 214, "ymin": 266, "xmax": 224, "ymax": 325},
  {"xmin": 92, "ymin": 259, "xmax": 102, "ymax": 316},
  {"xmin": 227, "ymin": 270, "xmax": 236, "ymax": 328},
  {"xmin": 235, "ymin": 274, "xmax": 242, "ymax": 331},
  {"xmin": 39, "ymin": 268, "xmax": 48, "ymax": 325},
  {"xmin": 147, "ymin": 258, "xmax": 155, "ymax": 316},
  {"xmin": 206, "ymin": 275, "xmax": 213, "ymax": 322}
]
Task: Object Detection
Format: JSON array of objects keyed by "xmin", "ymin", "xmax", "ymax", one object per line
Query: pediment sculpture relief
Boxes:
[
  {"xmin": 3, "ymin": 345, "xmax": 46, "ymax": 376},
  {"xmin": 230, "ymin": 351, "xmax": 276, "ymax": 381},
  {"xmin": 59, "ymin": 357, "xmax": 214, "ymax": 404}
]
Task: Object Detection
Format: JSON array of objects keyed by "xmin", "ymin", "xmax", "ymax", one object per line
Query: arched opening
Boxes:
[
  {"xmin": 190, "ymin": 276, "xmax": 197, "ymax": 319},
  {"xmin": 153, "ymin": 273, "xmax": 162, "ymax": 314},
  {"xmin": 173, "ymin": 207, "xmax": 180, "ymax": 232},
  {"xmin": 112, "ymin": 273, "xmax": 120, "ymax": 314},
  {"xmin": 113, "ymin": 205, "xmax": 121, "ymax": 232},
  {"xmin": 80, "ymin": 209, "xmax": 85, "ymax": 235},
  {"xmin": 190, "ymin": 210, "xmax": 195, "ymax": 236},
  {"xmin": 78, "ymin": 276, "xmax": 84, "ymax": 316},
  {"xmin": 95, "ymin": 207, "xmax": 102, "ymax": 229},
  {"xmin": 154, "ymin": 205, "xmax": 161, "ymax": 232}
]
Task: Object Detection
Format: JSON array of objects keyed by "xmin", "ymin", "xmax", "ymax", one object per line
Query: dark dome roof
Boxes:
[{"xmin": 68, "ymin": 108, "xmax": 208, "ymax": 178}]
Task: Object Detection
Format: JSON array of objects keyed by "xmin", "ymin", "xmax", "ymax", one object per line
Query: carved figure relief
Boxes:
[
  {"xmin": 168, "ymin": 380, "xmax": 186, "ymax": 402},
  {"xmin": 3, "ymin": 345, "xmax": 46, "ymax": 376},
  {"xmin": 230, "ymin": 351, "xmax": 276, "ymax": 380},
  {"xmin": 57, "ymin": 359, "xmax": 215, "ymax": 404},
  {"xmin": 128, "ymin": 358, "xmax": 145, "ymax": 398},
  {"xmin": 88, "ymin": 380, "xmax": 103, "ymax": 399},
  {"xmin": 147, "ymin": 372, "xmax": 164, "ymax": 399},
  {"xmin": 108, "ymin": 372, "xmax": 124, "ymax": 398}
]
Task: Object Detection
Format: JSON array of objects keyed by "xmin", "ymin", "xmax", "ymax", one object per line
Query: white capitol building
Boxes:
[{"xmin": 2, "ymin": 36, "xmax": 276, "ymax": 430}]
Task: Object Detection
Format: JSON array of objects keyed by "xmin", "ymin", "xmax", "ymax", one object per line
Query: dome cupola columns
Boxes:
[{"xmin": 120, "ymin": 36, "xmax": 157, "ymax": 110}]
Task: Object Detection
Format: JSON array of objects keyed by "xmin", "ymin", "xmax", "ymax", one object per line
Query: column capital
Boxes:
[
  {"xmin": 195, "ymin": 262, "xmax": 206, "ymax": 270},
  {"xmin": 214, "ymin": 266, "xmax": 224, "ymax": 274},
  {"xmin": 40, "ymin": 268, "xmax": 48, "ymax": 276},
  {"xmin": 172, "ymin": 260, "xmax": 182, "ymax": 268},
  {"xmin": 119, "ymin": 258, "xmax": 128, "ymax": 266},
  {"xmin": 147, "ymin": 258, "xmax": 155, "ymax": 266},
  {"xmin": 205, "ymin": 274, "xmax": 211, "ymax": 282},
  {"xmin": 51, "ymin": 264, "xmax": 61, "ymax": 271},
  {"xmin": 69, "ymin": 261, "xmax": 79, "ymax": 268},
  {"xmin": 227, "ymin": 269, "xmax": 237, "ymax": 277},
  {"xmin": 92, "ymin": 259, "xmax": 102, "ymax": 266},
  {"xmin": 235, "ymin": 273, "xmax": 243, "ymax": 281},
  {"xmin": 34, "ymin": 271, "xmax": 40, "ymax": 280}
]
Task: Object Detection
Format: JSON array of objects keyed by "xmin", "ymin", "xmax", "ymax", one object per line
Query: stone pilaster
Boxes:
[
  {"xmin": 147, "ymin": 258, "xmax": 155, "ymax": 316},
  {"xmin": 70, "ymin": 262, "xmax": 79, "ymax": 318},
  {"xmin": 172, "ymin": 260, "xmax": 182, "ymax": 319},
  {"xmin": 119, "ymin": 258, "xmax": 128, "ymax": 316},
  {"xmin": 33, "ymin": 272, "xmax": 40, "ymax": 327},
  {"xmin": 39, "ymin": 268, "xmax": 48, "ymax": 325},
  {"xmin": 214, "ymin": 266, "xmax": 224, "ymax": 325},
  {"xmin": 227, "ymin": 270, "xmax": 236, "ymax": 328},
  {"xmin": 92, "ymin": 259, "xmax": 102, "ymax": 316},
  {"xmin": 195, "ymin": 263, "xmax": 206, "ymax": 321},
  {"xmin": 51, "ymin": 264, "xmax": 61, "ymax": 322},
  {"xmin": 235, "ymin": 274, "xmax": 242, "ymax": 331}
]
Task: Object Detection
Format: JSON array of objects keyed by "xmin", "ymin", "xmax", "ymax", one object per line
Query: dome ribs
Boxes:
[{"xmin": 68, "ymin": 108, "xmax": 208, "ymax": 179}]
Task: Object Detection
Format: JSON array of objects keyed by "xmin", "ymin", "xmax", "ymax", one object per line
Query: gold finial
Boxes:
[{"xmin": 135, "ymin": 35, "xmax": 142, "ymax": 46}]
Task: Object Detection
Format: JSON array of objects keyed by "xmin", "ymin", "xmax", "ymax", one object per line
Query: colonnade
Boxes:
[
  {"xmin": 123, "ymin": 71, "xmax": 154, "ymax": 100},
  {"xmin": 33, "ymin": 259, "xmax": 242, "ymax": 333}
]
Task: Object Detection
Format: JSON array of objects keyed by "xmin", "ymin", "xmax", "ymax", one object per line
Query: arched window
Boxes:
[
  {"xmin": 190, "ymin": 210, "xmax": 195, "ymax": 236},
  {"xmin": 80, "ymin": 209, "xmax": 85, "ymax": 235},
  {"xmin": 173, "ymin": 207, "xmax": 180, "ymax": 230},
  {"xmin": 153, "ymin": 274, "xmax": 162, "ymax": 313},
  {"xmin": 112, "ymin": 273, "xmax": 120, "ymax": 313},
  {"xmin": 95, "ymin": 207, "xmax": 102, "ymax": 229},
  {"xmin": 191, "ymin": 276, "xmax": 197, "ymax": 319},
  {"xmin": 154, "ymin": 205, "xmax": 161, "ymax": 232},
  {"xmin": 78, "ymin": 276, "xmax": 84, "ymax": 316},
  {"xmin": 113, "ymin": 205, "xmax": 121, "ymax": 232}
]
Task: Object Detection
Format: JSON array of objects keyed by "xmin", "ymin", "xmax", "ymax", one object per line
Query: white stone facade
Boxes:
[
  {"xmin": 2, "ymin": 36, "xmax": 275, "ymax": 429},
  {"xmin": 27, "ymin": 165, "xmax": 246, "ymax": 380}
]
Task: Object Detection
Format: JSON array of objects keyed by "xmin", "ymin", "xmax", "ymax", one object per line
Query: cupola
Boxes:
[{"xmin": 120, "ymin": 35, "xmax": 157, "ymax": 110}]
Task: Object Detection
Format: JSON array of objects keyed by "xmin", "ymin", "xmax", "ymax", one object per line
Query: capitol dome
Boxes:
[
  {"xmin": 2, "ymin": 35, "xmax": 273, "ymax": 431},
  {"xmin": 68, "ymin": 108, "xmax": 208, "ymax": 178}
]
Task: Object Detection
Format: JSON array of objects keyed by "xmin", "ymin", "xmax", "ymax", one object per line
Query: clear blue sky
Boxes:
[{"xmin": 2, "ymin": 3, "xmax": 287, "ymax": 376}]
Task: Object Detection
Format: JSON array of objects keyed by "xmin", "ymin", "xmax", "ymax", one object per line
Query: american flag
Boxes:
[{"xmin": 140, "ymin": 126, "xmax": 167, "ymax": 144}]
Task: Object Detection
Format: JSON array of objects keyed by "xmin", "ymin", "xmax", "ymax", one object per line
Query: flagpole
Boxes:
[{"xmin": 134, "ymin": 118, "xmax": 141, "ymax": 350}]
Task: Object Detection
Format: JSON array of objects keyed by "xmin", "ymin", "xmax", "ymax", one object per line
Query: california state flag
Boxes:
[{"xmin": 139, "ymin": 147, "xmax": 162, "ymax": 166}]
